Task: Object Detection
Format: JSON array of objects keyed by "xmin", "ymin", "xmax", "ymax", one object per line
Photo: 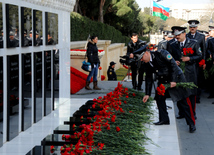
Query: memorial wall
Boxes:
[{"xmin": 0, "ymin": 0, "xmax": 74, "ymax": 147}]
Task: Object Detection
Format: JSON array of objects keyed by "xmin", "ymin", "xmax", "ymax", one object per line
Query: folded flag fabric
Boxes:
[{"xmin": 153, "ymin": 1, "xmax": 170, "ymax": 20}]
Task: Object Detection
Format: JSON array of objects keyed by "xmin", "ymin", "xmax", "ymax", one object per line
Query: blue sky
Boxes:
[{"xmin": 135, "ymin": 0, "xmax": 211, "ymax": 10}]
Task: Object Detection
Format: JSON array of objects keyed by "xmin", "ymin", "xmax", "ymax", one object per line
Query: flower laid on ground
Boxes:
[
  {"xmin": 101, "ymin": 75, "xmax": 105, "ymax": 81},
  {"xmin": 52, "ymin": 82, "xmax": 153, "ymax": 154},
  {"xmin": 50, "ymin": 145, "xmax": 55, "ymax": 153},
  {"xmin": 157, "ymin": 82, "xmax": 198, "ymax": 96}
]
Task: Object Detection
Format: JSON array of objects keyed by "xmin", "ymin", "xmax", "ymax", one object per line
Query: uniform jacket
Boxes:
[
  {"xmin": 86, "ymin": 41, "xmax": 100, "ymax": 65},
  {"xmin": 158, "ymin": 39, "xmax": 168, "ymax": 50},
  {"xmin": 186, "ymin": 31, "xmax": 206, "ymax": 60},
  {"xmin": 166, "ymin": 38, "xmax": 176, "ymax": 51},
  {"xmin": 168, "ymin": 37, "xmax": 202, "ymax": 95},
  {"xmin": 127, "ymin": 39, "xmax": 146, "ymax": 55},
  {"xmin": 206, "ymin": 37, "xmax": 214, "ymax": 62},
  {"xmin": 145, "ymin": 50, "xmax": 190, "ymax": 102},
  {"xmin": 107, "ymin": 66, "xmax": 117, "ymax": 81}
]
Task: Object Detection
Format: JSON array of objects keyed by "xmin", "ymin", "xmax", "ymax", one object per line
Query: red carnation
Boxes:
[
  {"xmin": 99, "ymin": 66, "xmax": 102, "ymax": 70},
  {"xmin": 101, "ymin": 75, "xmax": 105, "ymax": 81},
  {"xmin": 50, "ymin": 145, "xmax": 55, "ymax": 153},
  {"xmin": 199, "ymin": 59, "xmax": 205, "ymax": 67},
  {"xmin": 116, "ymin": 126, "xmax": 120, "ymax": 132}
]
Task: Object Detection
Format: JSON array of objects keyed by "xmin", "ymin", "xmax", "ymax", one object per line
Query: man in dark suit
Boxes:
[
  {"xmin": 186, "ymin": 20, "xmax": 206, "ymax": 103},
  {"xmin": 127, "ymin": 33, "xmax": 146, "ymax": 90},
  {"xmin": 168, "ymin": 26, "xmax": 202, "ymax": 119}
]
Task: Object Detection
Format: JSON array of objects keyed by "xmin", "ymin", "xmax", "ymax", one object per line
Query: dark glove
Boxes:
[{"xmin": 91, "ymin": 63, "xmax": 94, "ymax": 68}]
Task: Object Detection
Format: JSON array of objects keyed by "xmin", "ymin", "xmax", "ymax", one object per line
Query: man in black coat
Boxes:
[
  {"xmin": 206, "ymin": 26, "xmax": 214, "ymax": 101},
  {"xmin": 168, "ymin": 26, "xmax": 202, "ymax": 119},
  {"xmin": 138, "ymin": 46, "xmax": 196, "ymax": 133},
  {"xmin": 107, "ymin": 61, "xmax": 117, "ymax": 81},
  {"xmin": 127, "ymin": 33, "xmax": 146, "ymax": 90},
  {"xmin": 186, "ymin": 20, "xmax": 206, "ymax": 103},
  {"xmin": 158, "ymin": 31, "xmax": 168, "ymax": 50}
]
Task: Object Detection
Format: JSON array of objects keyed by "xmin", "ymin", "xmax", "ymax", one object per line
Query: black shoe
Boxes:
[
  {"xmin": 153, "ymin": 121, "xmax": 170, "ymax": 125},
  {"xmin": 189, "ymin": 124, "xmax": 196, "ymax": 133},
  {"xmin": 212, "ymin": 102, "xmax": 214, "ymax": 104},
  {"xmin": 194, "ymin": 115, "xmax": 197, "ymax": 120},
  {"xmin": 196, "ymin": 100, "xmax": 200, "ymax": 103},
  {"xmin": 207, "ymin": 95, "xmax": 214, "ymax": 98},
  {"xmin": 176, "ymin": 116, "xmax": 185, "ymax": 119}
]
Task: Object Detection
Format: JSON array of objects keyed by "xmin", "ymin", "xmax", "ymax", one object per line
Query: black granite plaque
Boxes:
[
  {"xmin": 45, "ymin": 12, "xmax": 58, "ymax": 45},
  {"xmin": 44, "ymin": 51, "xmax": 51, "ymax": 115},
  {"xmin": 22, "ymin": 53, "xmax": 32, "ymax": 131},
  {"xmin": 7, "ymin": 55, "xmax": 19, "ymax": 141},
  {"xmin": 33, "ymin": 10, "xmax": 43, "ymax": 46},
  {"xmin": 34, "ymin": 52, "xmax": 42, "ymax": 123},
  {"xmin": 53, "ymin": 49, "xmax": 59, "ymax": 110},
  {"xmin": 6, "ymin": 4, "xmax": 19, "ymax": 48},
  {"xmin": 0, "ymin": 3, "xmax": 3, "ymax": 48},
  {"xmin": 21, "ymin": 7, "xmax": 32, "ymax": 47},
  {"xmin": 0, "ymin": 57, "xmax": 3, "ymax": 147}
]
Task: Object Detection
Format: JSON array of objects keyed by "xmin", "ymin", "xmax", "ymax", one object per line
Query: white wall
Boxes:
[{"xmin": 0, "ymin": 0, "xmax": 73, "ymax": 144}]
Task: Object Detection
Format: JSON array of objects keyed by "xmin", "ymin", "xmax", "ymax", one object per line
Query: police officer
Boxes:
[
  {"xmin": 186, "ymin": 20, "xmax": 206, "ymax": 103},
  {"xmin": 158, "ymin": 31, "xmax": 168, "ymax": 50},
  {"xmin": 127, "ymin": 33, "xmax": 146, "ymax": 90},
  {"xmin": 8, "ymin": 31, "xmax": 19, "ymax": 47},
  {"xmin": 206, "ymin": 26, "xmax": 214, "ymax": 101},
  {"xmin": 168, "ymin": 26, "xmax": 202, "ymax": 119},
  {"xmin": 139, "ymin": 45, "xmax": 196, "ymax": 133},
  {"xmin": 107, "ymin": 61, "xmax": 117, "ymax": 81},
  {"xmin": 23, "ymin": 30, "xmax": 31, "ymax": 47},
  {"xmin": 35, "ymin": 31, "xmax": 42, "ymax": 46}
]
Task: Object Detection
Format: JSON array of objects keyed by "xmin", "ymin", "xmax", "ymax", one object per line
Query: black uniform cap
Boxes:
[
  {"xmin": 197, "ymin": 30, "xmax": 209, "ymax": 36},
  {"xmin": 188, "ymin": 20, "xmax": 200, "ymax": 27},
  {"xmin": 171, "ymin": 26, "xmax": 187, "ymax": 35},
  {"xmin": 209, "ymin": 26, "xmax": 214, "ymax": 31},
  {"xmin": 110, "ymin": 61, "xmax": 116, "ymax": 66}
]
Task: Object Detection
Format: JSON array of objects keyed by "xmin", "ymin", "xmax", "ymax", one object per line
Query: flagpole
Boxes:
[{"xmin": 150, "ymin": 0, "xmax": 153, "ymax": 16}]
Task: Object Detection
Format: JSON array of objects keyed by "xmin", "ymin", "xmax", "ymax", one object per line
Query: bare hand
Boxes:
[
  {"xmin": 175, "ymin": 61, "xmax": 180, "ymax": 66},
  {"xmin": 203, "ymin": 64, "xmax": 206, "ymax": 70},
  {"xmin": 130, "ymin": 53, "xmax": 134, "ymax": 58},
  {"xmin": 181, "ymin": 56, "xmax": 190, "ymax": 62},
  {"xmin": 142, "ymin": 95, "xmax": 149, "ymax": 103},
  {"xmin": 170, "ymin": 82, "xmax": 176, "ymax": 88}
]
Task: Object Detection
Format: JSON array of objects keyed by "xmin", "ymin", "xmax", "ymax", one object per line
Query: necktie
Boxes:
[
  {"xmin": 180, "ymin": 42, "xmax": 184, "ymax": 49},
  {"xmin": 191, "ymin": 35, "xmax": 194, "ymax": 39}
]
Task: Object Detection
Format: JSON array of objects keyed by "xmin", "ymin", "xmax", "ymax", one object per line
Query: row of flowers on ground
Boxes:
[{"xmin": 51, "ymin": 82, "xmax": 153, "ymax": 155}]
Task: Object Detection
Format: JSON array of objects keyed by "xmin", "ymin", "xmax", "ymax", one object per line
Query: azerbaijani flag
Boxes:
[{"xmin": 153, "ymin": 1, "xmax": 170, "ymax": 21}]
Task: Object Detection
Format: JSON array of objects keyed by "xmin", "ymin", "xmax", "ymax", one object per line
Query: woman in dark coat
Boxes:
[{"xmin": 85, "ymin": 36, "xmax": 101, "ymax": 90}]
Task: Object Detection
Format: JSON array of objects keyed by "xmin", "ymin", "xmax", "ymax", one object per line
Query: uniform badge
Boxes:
[
  {"xmin": 109, "ymin": 72, "xmax": 112, "ymax": 75},
  {"xmin": 167, "ymin": 54, "xmax": 172, "ymax": 60}
]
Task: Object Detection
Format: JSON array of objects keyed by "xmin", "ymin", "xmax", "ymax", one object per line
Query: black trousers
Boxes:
[
  {"xmin": 177, "ymin": 97, "xmax": 195, "ymax": 125},
  {"xmin": 177, "ymin": 95, "xmax": 196, "ymax": 117},
  {"xmin": 155, "ymin": 92, "xmax": 169, "ymax": 122},
  {"xmin": 130, "ymin": 61, "xmax": 145, "ymax": 89},
  {"xmin": 155, "ymin": 79, "xmax": 170, "ymax": 122}
]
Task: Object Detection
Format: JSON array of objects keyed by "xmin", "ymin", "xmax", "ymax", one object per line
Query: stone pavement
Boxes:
[{"xmin": 175, "ymin": 90, "xmax": 214, "ymax": 155}]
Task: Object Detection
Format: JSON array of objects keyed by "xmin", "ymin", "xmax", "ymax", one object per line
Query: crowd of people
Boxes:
[
  {"xmin": 125, "ymin": 19, "xmax": 214, "ymax": 133},
  {"xmin": 83, "ymin": 19, "xmax": 214, "ymax": 133}
]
